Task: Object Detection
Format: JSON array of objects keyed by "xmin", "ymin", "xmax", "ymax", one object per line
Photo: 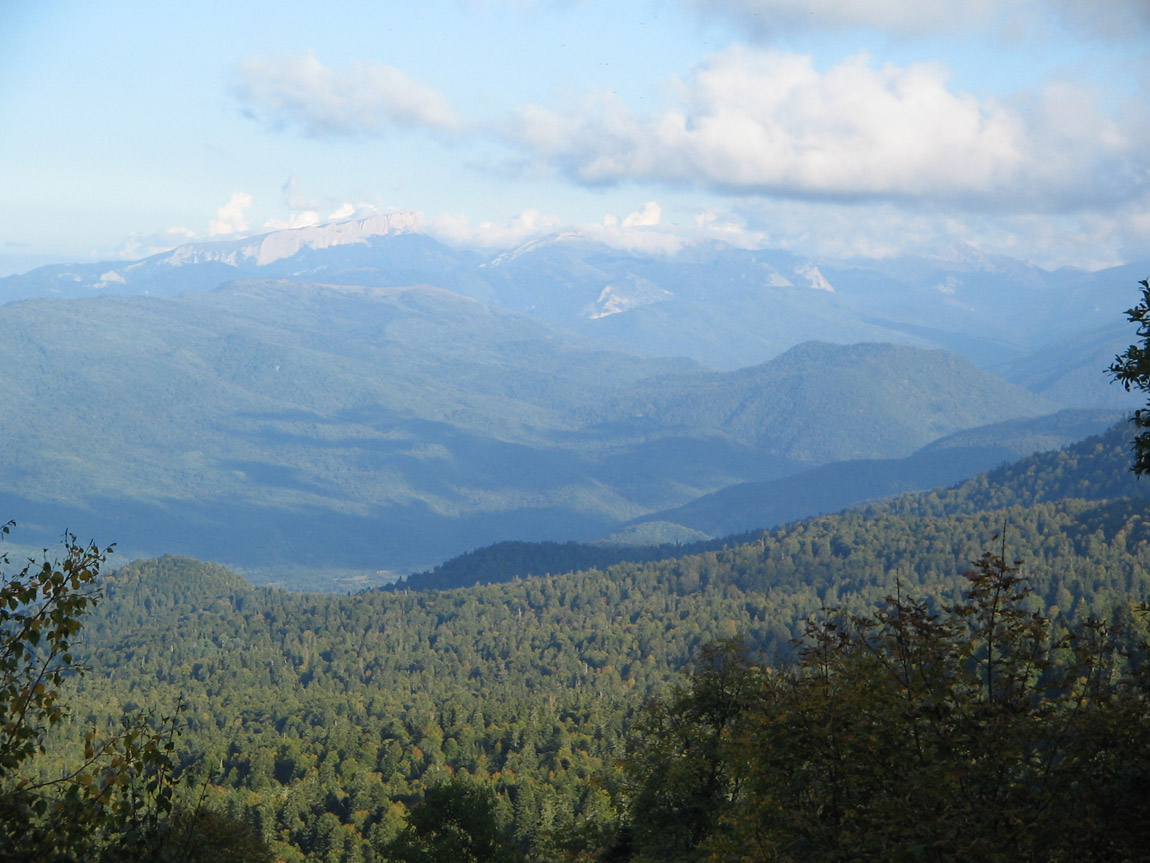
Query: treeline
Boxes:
[
  {"xmin": 392, "ymin": 538, "xmax": 729, "ymax": 591},
  {"xmin": 391, "ymin": 421, "xmax": 1146, "ymax": 594},
  {"xmin": 902, "ymin": 419, "xmax": 1147, "ymax": 516},
  {"xmin": 42, "ymin": 487, "xmax": 1150, "ymax": 862}
]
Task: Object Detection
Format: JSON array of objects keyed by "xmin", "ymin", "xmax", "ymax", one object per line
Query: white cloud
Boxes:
[
  {"xmin": 583, "ymin": 220, "xmax": 689, "ymax": 255},
  {"xmin": 511, "ymin": 46, "xmax": 1142, "ymax": 214},
  {"xmin": 262, "ymin": 211, "xmax": 322, "ymax": 231},
  {"xmin": 343, "ymin": 191, "xmax": 1148, "ymax": 267},
  {"xmin": 694, "ymin": 210, "xmax": 771, "ymax": 248},
  {"xmin": 717, "ymin": 193, "xmax": 1150, "ymax": 269},
  {"xmin": 422, "ymin": 205, "xmax": 691, "ymax": 256},
  {"xmin": 208, "ymin": 192, "xmax": 253, "ymax": 237},
  {"xmin": 282, "ymin": 175, "xmax": 318, "ymax": 210},
  {"xmin": 424, "ymin": 209, "xmax": 562, "ymax": 248},
  {"xmin": 112, "ymin": 226, "xmax": 198, "ymax": 261},
  {"xmin": 270, "ymin": 176, "xmax": 381, "ymax": 230},
  {"xmin": 689, "ymin": 0, "xmax": 1150, "ymax": 38},
  {"xmin": 622, "ymin": 201, "xmax": 662, "ymax": 227},
  {"xmin": 326, "ymin": 203, "xmax": 356, "ymax": 220},
  {"xmin": 235, "ymin": 51, "xmax": 461, "ymax": 137},
  {"xmin": 687, "ymin": 0, "xmax": 999, "ymax": 36}
]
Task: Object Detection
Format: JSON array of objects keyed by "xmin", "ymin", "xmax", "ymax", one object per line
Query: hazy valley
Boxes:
[{"xmin": 0, "ymin": 221, "xmax": 1142, "ymax": 587}]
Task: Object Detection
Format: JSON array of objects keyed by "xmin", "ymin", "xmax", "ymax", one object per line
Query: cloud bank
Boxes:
[
  {"xmin": 689, "ymin": 0, "xmax": 1150, "ymax": 38},
  {"xmin": 234, "ymin": 51, "xmax": 461, "ymax": 136},
  {"xmin": 423, "ymin": 202, "xmax": 689, "ymax": 256},
  {"xmin": 222, "ymin": 21, "xmax": 1148, "ymax": 269},
  {"xmin": 512, "ymin": 46, "xmax": 1141, "ymax": 213}
]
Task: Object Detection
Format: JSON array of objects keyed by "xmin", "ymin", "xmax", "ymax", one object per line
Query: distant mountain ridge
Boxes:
[
  {"xmin": 576, "ymin": 341, "xmax": 1057, "ymax": 463},
  {"xmin": 4, "ymin": 217, "xmax": 1146, "ymax": 377},
  {"xmin": 2, "ymin": 216, "xmax": 1144, "ymax": 588}
]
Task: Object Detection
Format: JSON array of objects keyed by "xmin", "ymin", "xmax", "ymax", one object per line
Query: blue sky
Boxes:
[{"xmin": 1, "ymin": 0, "xmax": 1148, "ymax": 275}]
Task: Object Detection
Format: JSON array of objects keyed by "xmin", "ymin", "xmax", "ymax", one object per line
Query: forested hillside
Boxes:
[
  {"xmin": 577, "ymin": 341, "xmax": 1055, "ymax": 462},
  {"xmin": 44, "ymin": 421, "xmax": 1150, "ymax": 860},
  {"xmin": 621, "ymin": 408, "xmax": 1123, "ymax": 540},
  {"xmin": 395, "ymin": 418, "xmax": 1141, "ymax": 591}
]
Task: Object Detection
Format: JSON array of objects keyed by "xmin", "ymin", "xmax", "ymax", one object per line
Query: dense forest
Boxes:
[
  {"xmin": 0, "ymin": 380, "xmax": 1145, "ymax": 863},
  {"xmin": 3, "ymin": 418, "xmax": 1140, "ymax": 861}
]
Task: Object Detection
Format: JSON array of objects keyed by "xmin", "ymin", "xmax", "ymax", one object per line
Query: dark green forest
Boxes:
[{"xmin": 2, "ymin": 415, "xmax": 1143, "ymax": 861}]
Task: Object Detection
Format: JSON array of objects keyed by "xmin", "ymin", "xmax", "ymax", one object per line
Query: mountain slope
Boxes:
[
  {"xmin": 0, "ymin": 279, "xmax": 1057, "ymax": 586},
  {"xmin": 994, "ymin": 319, "xmax": 1145, "ymax": 409},
  {"xmin": 580, "ymin": 342, "xmax": 1057, "ymax": 464},
  {"xmin": 395, "ymin": 413, "xmax": 1137, "ymax": 589},
  {"xmin": 0, "ymin": 280, "xmax": 706, "ymax": 577},
  {"xmin": 619, "ymin": 409, "xmax": 1124, "ymax": 538}
]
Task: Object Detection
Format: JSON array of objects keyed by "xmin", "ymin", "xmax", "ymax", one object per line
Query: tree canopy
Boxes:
[
  {"xmin": 618, "ymin": 545, "xmax": 1150, "ymax": 862},
  {"xmin": 1109, "ymin": 277, "xmax": 1150, "ymax": 473},
  {"xmin": 0, "ymin": 524, "xmax": 271, "ymax": 862}
]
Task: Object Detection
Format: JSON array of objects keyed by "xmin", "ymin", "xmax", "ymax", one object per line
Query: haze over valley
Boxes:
[
  {"xmin": 6, "ymin": 2, "xmax": 1150, "ymax": 861},
  {"xmin": 0, "ymin": 222, "xmax": 1141, "ymax": 586}
]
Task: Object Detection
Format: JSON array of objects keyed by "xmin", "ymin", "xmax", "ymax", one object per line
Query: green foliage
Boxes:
[
  {"xmin": 0, "ymin": 524, "xmax": 181, "ymax": 860},
  {"xmin": 581, "ymin": 341, "xmax": 1055, "ymax": 463},
  {"xmin": 621, "ymin": 546, "xmax": 1150, "ymax": 862},
  {"xmin": 158, "ymin": 805, "xmax": 277, "ymax": 863},
  {"xmin": 396, "ymin": 539, "xmax": 716, "ymax": 591},
  {"xmin": 51, "ymin": 484, "xmax": 1150, "ymax": 862},
  {"xmin": 0, "ymin": 522, "xmax": 105, "ymax": 777},
  {"xmin": 393, "ymin": 417, "xmax": 1141, "ymax": 592},
  {"xmin": 0, "ymin": 526, "xmax": 272, "ymax": 862},
  {"xmin": 623, "ymin": 641, "xmax": 764, "ymax": 863},
  {"xmin": 382, "ymin": 779, "xmax": 524, "ymax": 863},
  {"xmin": 35, "ymin": 419, "xmax": 1150, "ymax": 861},
  {"xmin": 631, "ymin": 409, "xmax": 1124, "ymax": 539},
  {"xmin": 1109, "ymin": 277, "xmax": 1150, "ymax": 474}
]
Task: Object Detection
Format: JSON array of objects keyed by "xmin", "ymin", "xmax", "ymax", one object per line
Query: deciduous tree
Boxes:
[
  {"xmin": 0, "ymin": 523, "xmax": 271, "ymax": 861},
  {"xmin": 1109, "ymin": 277, "xmax": 1150, "ymax": 473}
]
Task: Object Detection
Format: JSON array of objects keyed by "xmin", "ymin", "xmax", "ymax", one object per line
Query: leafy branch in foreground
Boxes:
[
  {"xmin": 0, "ymin": 523, "xmax": 271, "ymax": 862},
  {"xmin": 1109, "ymin": 277, "xmax": 1150, "ymax": 474}
]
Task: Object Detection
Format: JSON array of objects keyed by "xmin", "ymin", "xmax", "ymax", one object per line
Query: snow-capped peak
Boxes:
[
  {"xmin": 797, "ymin": 263, "xmax": 835, "ymax": 292},
  {"xmin": 243, "ymin": 212, "xmax": 419, "ymax": 266},
  {"xmin": 584, "ymin": 276, "xmax": 672, "ymax": 319},
  {"xmin": 157, "ymin": 211, "xmax": 420, "ymax": 270},
  {"xmin": 482, "ymin": 232, "xmax": 587, "ymax": 267}
]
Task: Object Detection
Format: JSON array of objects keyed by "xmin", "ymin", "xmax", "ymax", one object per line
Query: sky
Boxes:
[{"xmin": 1, "ymin": 0, "xmax": 1148, "ymax": 275}]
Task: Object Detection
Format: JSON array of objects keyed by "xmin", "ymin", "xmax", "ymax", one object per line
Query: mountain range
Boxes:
[
  {"xmin": 614, "ymin": 408, "xmax": 1127, "ymax": 541},
  {"xmin": 6, "ymin": 215, "xmax": 1147, "ymax": 382},
  {"xmin": 0, "ymin": 217, "xmax": 1145, "ymax": 587}
]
